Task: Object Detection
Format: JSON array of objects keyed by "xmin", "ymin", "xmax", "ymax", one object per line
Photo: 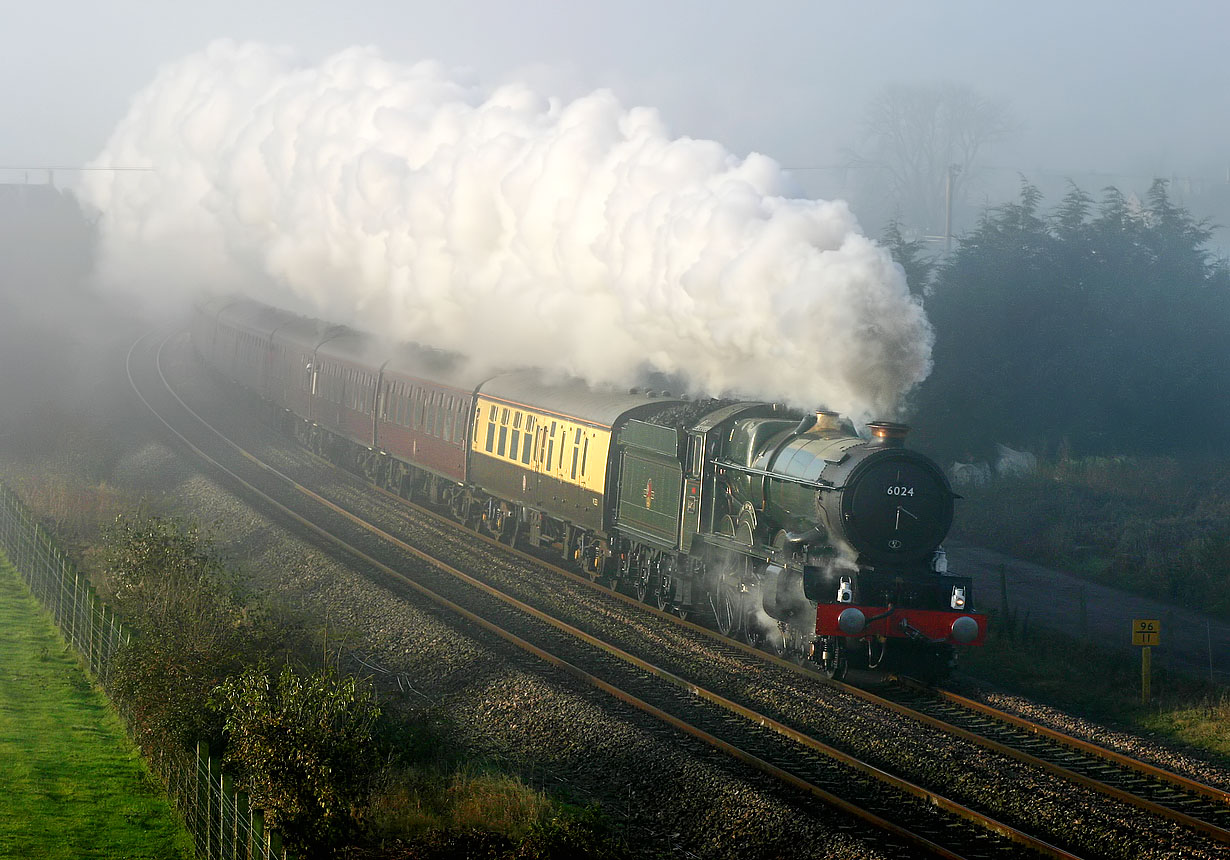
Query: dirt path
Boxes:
[{"xmin": 947, "ymin": 541, "xmax": 1230, "ymax": 683}]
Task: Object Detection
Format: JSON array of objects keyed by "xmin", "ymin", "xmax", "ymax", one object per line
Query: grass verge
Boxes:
[{"xmin": 0, "ymin": 554, "xmax": 192, "ymax": 860}]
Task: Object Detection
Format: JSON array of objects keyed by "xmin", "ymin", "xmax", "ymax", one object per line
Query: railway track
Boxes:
[
  {"xmin": 129, "ymin": 330, "xmax": 1230, "ymax": 860},
  {"xmin": 870, "ymin": 678, "xmax": 1230, "ymax": 841}
]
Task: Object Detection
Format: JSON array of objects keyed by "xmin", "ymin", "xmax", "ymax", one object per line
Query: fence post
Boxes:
[
  {"xmin": 221, "ymin": 773, "xmax": 235, "ymax": 860},
  {"xmin": 208, "ymin": 752, "xmax": 223, "ymax": 860},
  {"xmin": 69, "ymin": 568, "xmax": 82, "ymax": 652},
  {"xmin": 250, "ymin": 809, "xmax": 265, "ymax": 860},
  {"xmin": 88, "ymin": 588, "xmax": 100, "ymax": 674},
  {"xmin": 234, "ymin": 790, "xmax": 250, "ymax": 860},
  {"xmin": 196, "ymin": 742, "xmax": 210, "ymax": 858},
  {"xmin": 99, "ymin": 604, "xmax": 113, "ymax": 681}
]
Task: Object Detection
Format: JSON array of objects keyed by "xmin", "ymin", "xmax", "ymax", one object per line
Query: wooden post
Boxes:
[
  {"xmin": 89, "ymin": 590, "xmax": 101, "ymax": 674},
  {"xmin": 1132, "ymin": 619, "xmax": 1160, "ymax": 704},
  {"xmin": 221, "ymin": 773, "xmax": 234, "ymax": 860},
  {"xmin": 268, "ymin": 828, "xmax": 283, "ymax": 860},
  {"xmin": 1142, "ymin": 645, "xmax": 1152, "ymax": 704},
  {"xmin": 196, "ymin": 742, "xmax": 210, "ymax": 857},
  {"xmin": 208, "ymin": 753, "xmax": 221, "ymax": 859},
  {"xmin": 234, "ymin": 791, "xmax": 250, "ymax": 860},
  {"xmin": 250, "ymin": 808, "xmax": 265, "ymax": 860}
]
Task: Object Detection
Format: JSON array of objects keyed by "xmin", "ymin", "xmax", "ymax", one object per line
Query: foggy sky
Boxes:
[{"xmin": 5, "ymin": 0, "xmax": 1229, "ymax": 190}]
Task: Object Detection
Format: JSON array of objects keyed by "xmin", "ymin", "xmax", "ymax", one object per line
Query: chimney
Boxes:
[{"xmin": 867, "ymin": 421, "xmax": 909, "ymax": 447}]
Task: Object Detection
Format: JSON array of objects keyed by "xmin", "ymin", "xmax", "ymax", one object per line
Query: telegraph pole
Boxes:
[{"xmin": 944, "ymin": 163, "xmax": 961, "ymax": 253}]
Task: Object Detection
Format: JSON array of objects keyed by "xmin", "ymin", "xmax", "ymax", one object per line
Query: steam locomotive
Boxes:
[{"xmin": 191, "ymin": 297, "xmax": 985, "ymax": 679}]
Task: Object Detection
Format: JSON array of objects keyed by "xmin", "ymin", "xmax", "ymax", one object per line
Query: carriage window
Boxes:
[
  {"xmin": 497, "ymin": 423, "xmax": 508, "ymax": 456},
  {"xmin": 485, "ymin": 412, "xmax": 496, "ymax": 452},
  {"xmin": 581, "ymin": 437, "xmax": 589, "ymax": 476},
  {"xmin": 546, "ymin": 422, "xmax": 556, "ymax": 471},
  {"xmin": 509, "ymin": 410, "xmax": 521, "ymax": 459},
  {"xmin": 521, "ymin": 428, "xmax": 532, "ymax": 464}
]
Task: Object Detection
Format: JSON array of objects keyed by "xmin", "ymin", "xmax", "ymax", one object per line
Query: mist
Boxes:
[
  {"xmin": 78, "ymin": 40, "xmax": 932, "ymax": 421},
  {"xmin": 0, "ymin": 184, "xmax": 138, "ymax": 458},
  {"xmin": 5, "ymin": 2, "xmax": 1230, "ymax": 425}
]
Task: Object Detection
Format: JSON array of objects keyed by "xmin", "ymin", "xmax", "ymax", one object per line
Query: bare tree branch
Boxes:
[{"xmin": 848, "ymin": 83, "xmax": 1016, "ymax": 234}]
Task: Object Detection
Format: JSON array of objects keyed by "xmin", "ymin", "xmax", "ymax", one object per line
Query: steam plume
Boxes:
[{"xmin": 80, "ymin": 40, "xmax": 932, "ymax": 419}]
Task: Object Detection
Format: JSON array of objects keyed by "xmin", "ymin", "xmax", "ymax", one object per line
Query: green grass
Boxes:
[
  {"xmin": 960, "ymin": 617, "xmax": 1230, "ymax": 765},
  {"xmin": 0, "ymin": 556, "xmax": 192, "ymax": 860}
]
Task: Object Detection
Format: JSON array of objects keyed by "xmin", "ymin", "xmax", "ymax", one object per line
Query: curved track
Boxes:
[{"xmin": 128, "ymin": 330, "xmax": 1230, "ymax": 860}]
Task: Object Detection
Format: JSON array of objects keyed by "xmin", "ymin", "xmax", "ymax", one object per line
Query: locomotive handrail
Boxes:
[{"xmin": 711, "ymin": 458, "xmax": 837, "ymax": 489}]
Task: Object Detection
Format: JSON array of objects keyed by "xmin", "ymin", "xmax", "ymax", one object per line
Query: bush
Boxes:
[
  {"xmin": 101, "ymin": 511, "xmax": 251, "ymax": 754},
  {"xmin": 101, "ymin": 512, "xmax": 240, "ymax": 643},
  {"xmin": 109, "ymin": 634, "xmax": 236, "ymax": 754},
  {"xmin": 949, "ymin": 456, "xmax": 1230, "ymax": 618},
  {"xmin": 212, "ymin": 664, "xmax": 383, "ymax": 857}
]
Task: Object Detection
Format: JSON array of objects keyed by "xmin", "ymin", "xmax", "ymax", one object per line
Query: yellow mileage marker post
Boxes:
[{"xmin": 1133, "ymin": 619, "xmax": 1161, "ymax": 703}]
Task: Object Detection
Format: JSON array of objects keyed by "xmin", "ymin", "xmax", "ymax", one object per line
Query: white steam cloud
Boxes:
[{"xmin": 80, "ymin": 40, "xmax": 932, "ymax": 419}]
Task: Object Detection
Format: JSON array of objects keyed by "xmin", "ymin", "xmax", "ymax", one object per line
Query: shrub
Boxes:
[
  {"xmin": 212, "ymin": 664, "xmax": 383, "ymax": 857},
  {"xmin": 101, "ymin": 512, "xmax": 240, "ymax": 643},
  {"xmin": 949, "ymin": 456, "xmax": 1230, "ymax": 619},
  {"xmin": 109, "ymin": 634, "xmax": 236, "ymax": 754}
]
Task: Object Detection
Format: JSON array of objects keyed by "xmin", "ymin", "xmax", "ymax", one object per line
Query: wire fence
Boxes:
[{"xmin": 0, "ymin": 480, "xmax": 292, "ymax": 860}]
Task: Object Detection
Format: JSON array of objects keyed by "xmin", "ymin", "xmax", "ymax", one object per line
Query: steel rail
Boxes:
[
  {"xmin": 133, "ymin": 331, "xmax": 1086, "ymax": 860},
  {"xmin": 908, "ymin": 679, "xmax": 1230, "ymax": 806},
  {"xmin": 851, "ymin": 678, "xmax": 1230, "ymax": 844}
]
